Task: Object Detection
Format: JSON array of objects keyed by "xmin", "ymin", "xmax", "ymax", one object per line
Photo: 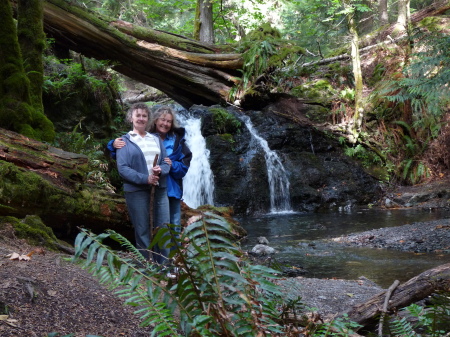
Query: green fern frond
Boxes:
[{"xmin": 73, "ymin": 212, "xmax": 287, "ymax": 336}]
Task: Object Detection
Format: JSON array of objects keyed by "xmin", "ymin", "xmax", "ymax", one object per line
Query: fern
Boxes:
[
  {"xmin": 380, "ymin": 30, "xmax": 450, "ymax": 119},
  {"xmin": 73, "ymin": 211, "xmax": 285, "ymax": 336},
  {"xmin": 389, "ymin": 293, "xmax": 450, "ymax": 337}
]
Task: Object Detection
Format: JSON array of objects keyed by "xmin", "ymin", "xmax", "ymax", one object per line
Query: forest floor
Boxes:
[{"xmin": 2, "ymin": 181, "xmax": 450, "ymax": 336}]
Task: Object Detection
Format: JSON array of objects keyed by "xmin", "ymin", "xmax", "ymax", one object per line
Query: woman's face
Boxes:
[
  {"xmin": 131, "ymin": 108, "xmax": 149, "ymax": 132},
  {"xmin": 155, "ymin": 113, "xmax": 173, "ymax": 135}
]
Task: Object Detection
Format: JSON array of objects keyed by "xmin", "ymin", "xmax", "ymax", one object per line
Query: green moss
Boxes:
[
  {"xmin": 290, "ymin": 79, "xmax": 337, "ymax": 104},
  {"xmin": 210, "ymin": 107, "xmax": 242, "ymax": 134},
  {"xmin": 219, "ymin": 134, "xmax": 234, "ymax": 143},
  {"xmin": 0, "ymin": 215, "xmax": 58, "ymax": 250},
  {"xmin": 418, "ymin": 17, "xmax": 448, "ymax": 32},
  {"xmin": 0, "ymin": 162, "xmax": 54, "ymax": 204},
  {"xmin": 246, "ymin": 23, "xmax": 281, "ymax": 40}
]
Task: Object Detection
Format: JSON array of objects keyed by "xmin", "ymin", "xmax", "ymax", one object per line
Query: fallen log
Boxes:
[
  {"xmin": 0, "ymin": 127, "xmax": 131, "ymax": 237},
  {"xmin": 341, "ymin": 263, "xmax": 450, "ymax": 329}
]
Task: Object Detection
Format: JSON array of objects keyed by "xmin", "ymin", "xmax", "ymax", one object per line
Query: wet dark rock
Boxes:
[{"xmin": 185, "ymin": 100, "xmax": 382, "ymax": 215}]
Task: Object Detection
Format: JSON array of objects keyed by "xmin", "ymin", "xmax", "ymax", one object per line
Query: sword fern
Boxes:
[{"xmin": 73, "ymin": 211, "xmax": 285, "ymax": 336}]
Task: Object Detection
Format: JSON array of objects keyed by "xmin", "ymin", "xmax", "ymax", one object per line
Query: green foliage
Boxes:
[
  {"xmin": 390, "ymin": 120, "xmax": 431, "ymax": 185},
  {"xmin": 73, "ymin": 212, "xmax": 286, "ymax": 336},
  {"xmin": 379, "ymin": 30, "xmax": 450, "ymax": 120},
  {"xmin": 43, "ymin": 56, "xmax": 113, "ymax": 106},
  {"xmin": 210, "ymin": 107, "xmax": 241, "ymax": 134},
  {"xmin": 306, "ymin": 313, "xmax": 362, "ymax": 336},
  {"xmin": 343, "ymin": 143, "xmax": 382, "ymax": 167},
  {"xmin": 388, "ymin": 293, "xmax": 450, "ymax": 337},
  {"xmin": 52, "ymin": 122, "xmax": 116, "ymax": 192},
  {"xmin": 233, "ymin": 23, "xmax": 304, "ymax": 98}
]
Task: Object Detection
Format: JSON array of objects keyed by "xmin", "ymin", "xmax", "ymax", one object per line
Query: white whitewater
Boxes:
[
  {"xmin": 242, "ymin": 116, "xmax": 292, "ymax": 213},
  {"xmin": 177, "ymin": 115, "xmax": 215, "ymax": 208}
]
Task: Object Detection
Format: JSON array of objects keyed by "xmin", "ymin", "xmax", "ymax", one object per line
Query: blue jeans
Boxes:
[
  {"xmin": 169, "ymin": 197, "xmax": 181, "ymax": 252},
  {"xmin": 125, "ymin": 188, "xmax": 170, "ymax": 264},
  {"xmin": 169, "ymin": 197, "xmax": 181, "ymax": 230}
]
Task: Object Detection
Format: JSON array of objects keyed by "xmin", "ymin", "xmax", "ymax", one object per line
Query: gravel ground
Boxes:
[
  {"xmin": 3, "ymin": 187, "xmax": 450, "ymax": 334},
  {"xmin": 332, "ymin": 218, "xmax": 450, "ymax": 253}
]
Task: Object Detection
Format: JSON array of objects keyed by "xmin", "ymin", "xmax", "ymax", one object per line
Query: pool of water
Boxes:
[{"xmin": 238, "ymin": 208, "xmax": 450, "ymax": 287}]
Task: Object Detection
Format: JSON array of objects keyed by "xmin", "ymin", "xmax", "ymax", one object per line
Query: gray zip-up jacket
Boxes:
[{"xmin": 116, "ymin": 132, "xmax": 170, "ymax": 192}]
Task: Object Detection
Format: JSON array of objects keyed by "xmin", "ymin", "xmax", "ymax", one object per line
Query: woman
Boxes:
[
  {"xmin": 148, "ymin": 105, "xmax": 192, "ymax": 240},
  {"xmin": 115, "ymin": 103, "xmax": 171, "ymax": 264},
  {"xmin": 110, "ymin": 105, "xmax": 191, "ymax": 240}
]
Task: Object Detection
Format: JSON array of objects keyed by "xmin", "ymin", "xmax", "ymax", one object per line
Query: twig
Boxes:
[{"xmin": 378, "ymin": 280, "xmax": 400, "ymax": 337}]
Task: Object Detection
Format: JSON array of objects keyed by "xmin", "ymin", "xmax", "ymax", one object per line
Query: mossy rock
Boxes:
[
  {"xmin": 290, "ymin": 79, "xmax": 337, "ymax": 106},
  {"xmin": 209, "ymin": 107, "xmax": 242, "ymax": 135},
  {"xmin": 0, "ymin": 215, "xmax": 59, "ymax": 250}
]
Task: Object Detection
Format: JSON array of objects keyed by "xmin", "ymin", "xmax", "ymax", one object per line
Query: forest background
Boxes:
[
  {"xmin": 1, "ymin": 0, "xmax": 449, "ymax": 190},
  {"xmin": 1, "ymin": 0, "xmax": 450, "ymax": 336}
]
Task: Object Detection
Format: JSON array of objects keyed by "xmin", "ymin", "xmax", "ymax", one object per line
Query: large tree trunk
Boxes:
[
  {"xmin": 0, "ymin": 0, "xmax": 55, "ymax": 141},
  {"xmin": 34, "ymin": 0, "xmax": 242, "ymax": 108}
]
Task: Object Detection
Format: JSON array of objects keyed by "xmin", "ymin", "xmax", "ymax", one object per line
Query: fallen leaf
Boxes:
[
  {"xmin": 346, "ymin": 293, "xmax": 354, "ymax": 297},
  {"xmin": 26, "ymin": 247, "xmax": 46, "ymax": 257},
  {"xmin": 47, "ymin": 290, "xmax": 57, "ymax": 297},
  {"xmin": 8, "ymin": 252, "xmax": 20, "ymax": 260},
  {"xmin": 0, "ymin": 315, "xmax": 9, "ymax": 321},
  {"xmin": 19, "ymin": 255, "xmax": 31, "ymax": 261},
  {"xmin": 8, "ymin": 252, "xmax": 31, "ymax": 261}
]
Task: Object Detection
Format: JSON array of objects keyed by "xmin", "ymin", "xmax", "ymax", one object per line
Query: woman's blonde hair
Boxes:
[{"xmin": 148, "ymin": 105, "xmax": 179, "ymax": 133}]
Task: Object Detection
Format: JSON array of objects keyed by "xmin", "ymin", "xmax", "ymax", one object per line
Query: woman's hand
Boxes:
[
  {"xmin": 152, "ymin": 165, "xmax": 161, "ymax": 176},
  {"xmin": 164, "ymin": 157, "xmax": 172, "ymax": 168},
  {"xmin": 148, "ymin": 174, "xmax": 159, "ymax": 185},
  {"xmin": 113, "ymin": 138, "xmax": 126, "ymax": 149}
]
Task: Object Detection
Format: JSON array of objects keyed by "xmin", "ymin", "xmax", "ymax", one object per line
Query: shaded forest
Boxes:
[{"xmin": 1, "ymin": 0, "xmax": 450, "ymax": 336}]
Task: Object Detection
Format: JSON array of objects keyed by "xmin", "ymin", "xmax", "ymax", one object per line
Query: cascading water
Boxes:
[
  {"xmin": 242, "ymin": 116, "xmax": 292, "ymax": 213},
  {"xmin": 177, "ymin": 115, "xmax": 215, "ymax": 208}
]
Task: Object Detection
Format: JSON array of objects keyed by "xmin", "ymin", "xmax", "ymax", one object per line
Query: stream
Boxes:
[
  {"xmin": 178, "ymin": 111, "xmax": 450, "ymax": 288},
  {"xmin": 238, "ymin": 208, "xmax": 450, "ymax": 288}
]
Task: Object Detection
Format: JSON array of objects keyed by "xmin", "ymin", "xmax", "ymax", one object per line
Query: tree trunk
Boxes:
[
  {"xmin": 395, "ymin": 0, "xmax": 411, "ymax": 33},
  {"xmin": 17, "ymin": 0, "xmax": 45, "ymax": 113},
  {"xmin": 378, "ymin": 0, "xmax": 388, "ymax": 26},
  {"xmin": 194, "ymin": 0, "xmax": 215, "ymax": 44},
  {"xmin": 341, "ymin": 263, "xmax": 450, "ymax": 329},
  {"xmin": 34, "ymin": 0, "xmax": 242, "ymax": 108},
  {"xmin": 343, "ymin": 1, "xmax": 363, "ymax": 143},
  {"xmin": 0, "ymin": 0, "xmax": 54, "ymax": 141}
]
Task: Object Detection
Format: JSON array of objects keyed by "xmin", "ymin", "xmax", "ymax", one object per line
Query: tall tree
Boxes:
[
  {"xmin": 342, "ymin": 0, "xmax": 364, "ymax": 143},
  {"xmin": 0, "ymin": 0, "xmax": 54, "ymax": 140},
  {"xmin": 17, "ymin": 0, "xmax": 45, "ymax": 114},
  {"xmin": 194, "ymin": 0, "xmax": 214, "ymax": 43}
]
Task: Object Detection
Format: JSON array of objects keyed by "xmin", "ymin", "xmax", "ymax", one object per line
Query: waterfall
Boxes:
[
  {"xmin": 177, "ymin": 115, "xmax": 215, "ymax": 208},
  {"xmin": 242, "ymin": 116, "xmax": 292, "ymax": 213}
]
